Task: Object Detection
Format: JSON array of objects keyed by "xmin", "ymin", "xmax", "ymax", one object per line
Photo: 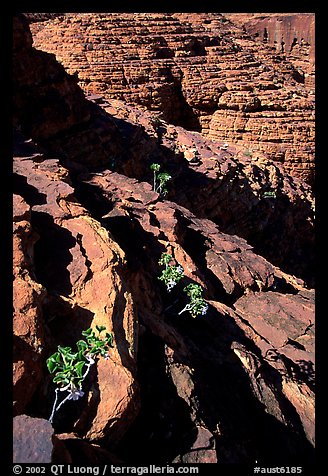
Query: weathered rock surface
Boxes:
[
  {"xmin": 54, "ymin": 433, "xmax": 125, "ymax": 464},
  {"xmin": 13, "ymin": 14, "xmax": 125, "ymax": 169},
  {"xmin": 12, "ymin": 13, "xmax": 315, "ymax": 464},
  {"xmin": 29, "ymin": 13, "xmax": 315, "ymax": 185},
  {"xmin": 14, "ymin": 14, "xmax": 315, "ymax": 286},
  {"xmin": 233, "ymin": 290, "xmax": 315, "ymax": 446},
  {"xmin": 13, "ymin": 192, "xmax": 46, "ymax": 414},
  {"xmin": 13, "ymin": 130, "xmax": 140, "ymax": 443},
  {"xmin": 173, "ymin": 426, "xmax": 217, "ymax": 463},
  {"xmin": 91, "ymin": 97, "xmax": 315, "ymax": 287},
  {"xmin": 13, "ymin": 415, "xmax": 55, "ymax": 463},
  {"xmin": 77, "ymin": 169, "xmax": 315, "ymax": 462},
  {"xmin": 225, "ymin": 14, "xmax": 315, "ymax": 89}
]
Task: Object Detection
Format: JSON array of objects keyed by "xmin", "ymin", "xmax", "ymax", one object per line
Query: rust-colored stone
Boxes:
[
  {"xmin": 13, "ymin": 193, "xmax": 46, "ymax": 415},
  {"xmin": 225, "ymin": 14, "xmax": 315, "ymax": 88},
  {"xmin": 13, "ymin": 132, "xmax": 140, "ymax": 442},
  {"xmin": 12, "ymin": 14, "xmax": 315, "ymax": 463},
  {"xmin": 82, "ymin": 358, "xmax": 140, "ymax": 443},
  {"xmin": 29, "ymin": 13, "xmax": 315, "ymax": 185}
]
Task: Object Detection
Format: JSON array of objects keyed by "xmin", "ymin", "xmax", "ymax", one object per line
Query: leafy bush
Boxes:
[
  {"xmin": 179, "ymin": 283, "xmax": 208, "ymax": 318},
  {"xmin": 158, "ymin": 252, "xmax": 208, "ymax": 317},
  {"xmin": 244, "ymin": 149, "xmax": 253, "ymax": 158},
  {"xmin": 158, "ymin": 252, "xmax": 184, "ymax": 291},
  {"xmin": 47, "ymin": 326, "xmax": 113, "ymax": 423},
  {"xmin": 150, "ymin": 163, "xmax": 171, "ymax": 197},
  {"xmin": 262, "ymin": 191, "xmax": 277, "ymax": 199}
]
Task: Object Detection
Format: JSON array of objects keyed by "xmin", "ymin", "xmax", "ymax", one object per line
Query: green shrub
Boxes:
[
  {"xmin": 244, "ymin": 149, "xmax": 253, "ymax": 158},
  {"xmin": 179, "ymin": 283, "xmax": 208, "ymax": 318},
  {"xmin": 158, "ymin": 252, "xmax": 184, "ymax": 291},
  {"xmin": 150, "ymin": 163, "xmax": 171, "ymax": 197},
  {"xmin": 262, "ymin": 191, "xmax": 277, "ymax": 199},
  {"xmin": 47, "ymin": 326, "xmax": 113, "ymax": 423}
]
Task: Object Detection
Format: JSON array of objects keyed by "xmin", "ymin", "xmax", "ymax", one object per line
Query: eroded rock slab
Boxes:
[
  {"xmin": 77, "ymin": 168, "xmax": 315, "ymax": 460},
  {"xmin": 13, "ymin": 14, "xmax": 315, "ymax": 286},
  {"xmin": 29, "ymin": 13, "xmax": 315, "ymax": 184},
  {"xmin": 13, "ymin": 415, "xmax": 54, "ymax": 463},
  {"xmin": 13, "ymin": 193, "xmax": 46, "ymax": 415},
  {"xmin": 13, "ymin": 133, "xmax": 140, "ymax": 442},
  {"xmin": 13, "ymin": 13, "xmax": 315, "ymax": 463}
]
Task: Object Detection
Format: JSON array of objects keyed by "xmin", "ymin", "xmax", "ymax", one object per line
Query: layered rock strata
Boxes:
[
  {"xmin": 12, "ymin": 14, "xmax": 315, "ymax": 464},
  {"xmin": 13, "ymin": 130, "xmax": 315, "ymax": 462},
  {"xmin": 29, "ymin": 13, "xmax": 315, "ymax": 185},
  {"xmin": 224, "ymin": 13, "xmax": 315, "ymax": 90},
  {"xmin": 78, "ymin": 168, "xmax": 315, "ymax": 459},
  {"xmin": 89, "ymin": 96, "xmax": 315, "ymax": 287},
  {"xmin": 14, "ymin": 14, "xmax": 315, "ymax": 286}
]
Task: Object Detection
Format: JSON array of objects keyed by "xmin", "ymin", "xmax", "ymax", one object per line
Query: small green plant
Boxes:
[
  {"xmin": 150, "ymin": 116, "xmax": 162, "ymax": 132},
  {"xmin": 150, "ymin": 162, "xmax": 160, "ymax": 191},
  {"xmin": 47, "ymin": 326, "xmax": 113, "ymax": 424},
  {"xmin": 178, "ymin": 283, "xmax": 208, "ymax": 318},
  {"xmin": 262, "ymin": 191, "xmax": 277, "ymax": 199},
  {"xmin": 244, "ymin": 149, "xmax": 253, "ymax": 158},
  {"xmin": 150, "ymin": 163, "xmax": 171, "ymax": 197},
  {"xmin": 158, "ymin": 252, "xmax": 184, "ymax": 292},
  {"xmin": 158, "ymin": 253, "xmax": 208, "ymax": 317}
]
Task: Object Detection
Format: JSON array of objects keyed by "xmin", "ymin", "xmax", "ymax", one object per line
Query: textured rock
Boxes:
[
  {"xmin": 13, "ymin": 14, "xmax": 315, "ymax": 464},
  {"xmin": 13, "ymin": 14, "xmax": 315, "ymax": 286},
  {"xmin": 29, "ymin": 13, "xmax": 315, "ymax": 185},
  {"xmin": 225, "ymin": 14, "xmax": 315, "ymax": 89},
  {"xmin": 54, "ymin": 433, "xmax": 125, "ymax": 464},
  {"xmin": 173, "ymin": 426, "xmax": 217, "ymax": 463},
  {"xmin": 13, "ymin": 415, "xmax": 54, "ymax": 463},
  {"xmin": 13, "ymin": 193, "xmax": 46, "ymax": 415},
  {"xmin": 13, "ymin": 131, "xmax": 139, "ymax": 442},
  {"xmin": 77, "ymin": 168, "xmax": 315, "ymax": 460},
  {"xmin": 13, "ymin": 14, "xmax": 124, "ymax": 169},
  {"xmin": 233, "ymin": 290, "xmax": 315, "ymax": 445},
  {"xmin": 74, "ymin": 358, "xmax": 139, "ymax": 443},
  {"xmin": 88, "ymin": 98, "xmax": 315, "ymax": 286}
]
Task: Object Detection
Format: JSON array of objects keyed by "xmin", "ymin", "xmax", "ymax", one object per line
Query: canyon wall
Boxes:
[
  {"xmin": 29, "ymin": 13, "xmax": 315, "ymax": 186},
  {"xmin": 224, "ymin": 13, "xmax": 315, "ymax": 89},
  {"xmin": 13, "ymin": 14, "xmax": 315, "ymax": 465}
]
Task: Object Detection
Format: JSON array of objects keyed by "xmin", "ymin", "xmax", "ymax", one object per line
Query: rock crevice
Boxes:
[{"xmin": 12, "ymin": 13, "xmax": 315, "ymax": 465}]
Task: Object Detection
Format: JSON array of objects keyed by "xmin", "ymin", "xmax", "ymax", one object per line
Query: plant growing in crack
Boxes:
[
  {"xmin": 47, "ymin": 325, "xmax": 114, "ymax": 424},
  {"xmin": 150, "ymin": 116, "xmax": 162, "ymax": 133},
  {"xmin": 262, "ymin": 190, "xmax": 277, "ymax": 199},
  {"xmin": 150, "ymin": 163, "xmax": 171, "ymax": 197},
  {"xmin": 158, "ymin": 252, "xmax": 208, "ymax": 317},
  {"xmin": 158, "ymin": 252, "xmax": 184, "ymax": 292},
  {"xmin": 244, "ymin": 149, "xmax": 253, "ymax": 158},
  {"xmin": 178, "ymin": 283, "xmax": 208, "ymax": 318}
]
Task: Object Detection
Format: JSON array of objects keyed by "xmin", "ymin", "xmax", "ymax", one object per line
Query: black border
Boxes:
[{"xmin": 7, "ymin": 3, "xmax": 323, "ymax": 474}]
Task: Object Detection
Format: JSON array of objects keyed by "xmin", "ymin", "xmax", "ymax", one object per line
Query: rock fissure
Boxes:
[{"xmin": 13, "ymin": 13, "xmax": 315, "ymax": 465}]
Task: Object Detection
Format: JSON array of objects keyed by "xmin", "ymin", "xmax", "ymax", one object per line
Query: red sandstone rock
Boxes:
[
  {"xmin": 174, "ymin": 426, "xmax": 217, "ymax": 463},
  {"xmin": 12, "ymin": 14, "xmax": 315, "ymax": 463},
  {"xmin": 29, "ymin": 13, "xmax": 315, "ymax": 185},
  {"xmin": 78, "ymin": 104, "xmax": 314, "ymax": 285},
  {"xmin": 225, "ymin": 14, "xmax": 315, "ymax": 89},
  {"xmin": 79, "ymin": 358, "xmax": 139, "ymax": 443},
  {"xmin": 13, "ymin": 14, "xmax": 124, "ymax": 169},
  {"xmin": 54, "ymin": 433, "xmax": 125, "ymax": 464},
  {"xmin": 13, "ymin": 14, "xmax": 315, "ymax": 285},
  {"xmin": 13, "ymin": 132, "xmax": 140, "ymax": 442},
  {"xmin": 13, "ymin": 415, "xmax": 54, "ymax": 463},
  {"xmin": 13, "ymin": 193, "xmax": 46, "ymax": 415},
  {"xmin": 78, "ymin": 168, "xmax": 315, "ymax": 453}
]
